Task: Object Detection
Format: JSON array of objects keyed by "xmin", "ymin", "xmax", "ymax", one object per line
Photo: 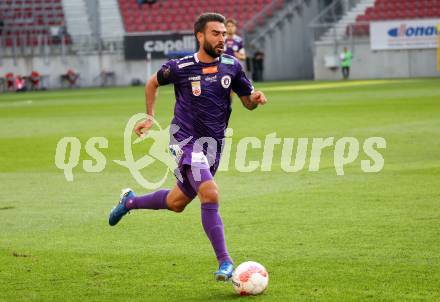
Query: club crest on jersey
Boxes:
[
  {"xmin": 221, "ymin": 75, "xmax": 231, "ymax": 89},
  {"xmin": 191, "ymin": 81, "xmax": 201, "ymax": 96}
]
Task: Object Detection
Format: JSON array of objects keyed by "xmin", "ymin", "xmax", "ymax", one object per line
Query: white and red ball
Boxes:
[{"xmin": 231, "ymin": 261, "xmax": 269, "ymax": 296}]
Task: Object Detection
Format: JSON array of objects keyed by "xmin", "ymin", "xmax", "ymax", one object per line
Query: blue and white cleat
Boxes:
[
  {"xmin": 214, "ymin": 261, "xmax": 234, "ymax": 281},
  {"xmin": 108, "ymin": 188, "xmax": 136, "ymax": 226}
]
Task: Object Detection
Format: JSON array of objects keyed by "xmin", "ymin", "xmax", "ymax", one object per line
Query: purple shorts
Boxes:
[{"xmin": 169, "ymin": 143, "xmax": 221, "ymax": 199}]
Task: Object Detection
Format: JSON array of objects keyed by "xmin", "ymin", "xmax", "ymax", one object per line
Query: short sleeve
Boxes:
[
  {"xmin": 231, "ymin": 62, "xmax": 254, "ymax": 97},
  {"xmin": 238, "ymin": 40, "xmax": 244, "ymax": 52},
  {"xmin": 157, "ymin": 59, "xmax": 178, "ymax": 86}
]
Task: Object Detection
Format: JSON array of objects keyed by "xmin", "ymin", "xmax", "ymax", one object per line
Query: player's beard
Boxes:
[{"xmin": 204, "ymin": 40, "xmax": 223, "ymax": 58}]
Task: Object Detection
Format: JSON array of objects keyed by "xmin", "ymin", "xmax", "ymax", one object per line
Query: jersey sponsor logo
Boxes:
[
  {"xmin": 191, "ymin": 81, "xmax": 201, "ymax": 96},
  {"xmin": 202, "ymin": 66, "xmax": 218, "ymax": 74},
  {"xmin": 205, "ymin": 75, "xmax": 217, "ymax": 82},
  {"xmin": 188, "ymin": 76, "xmax": 201, "ymax": 81},
  {"xmin": 221, "ymin": 75, "xmax": 231, "ymax": 89},
  {"xmin": 221, "ymin": 57, "xmax": 234, "ymax": 65},
  {"xmin": 178, "ymin": 62, "xmax": 194, "ymax": 69}
]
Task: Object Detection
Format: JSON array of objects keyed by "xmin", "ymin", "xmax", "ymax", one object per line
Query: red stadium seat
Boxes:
[
  {"xmin": 348, "ymin": 0, "xmax": 440, "ymax": 37},
  {"xmin": 118, "ymin": 0, "xmax": 286, "ymax": 33},
  {"xmin": 1, "ymin": 0, "xmax": 70, "ymax": 47}
]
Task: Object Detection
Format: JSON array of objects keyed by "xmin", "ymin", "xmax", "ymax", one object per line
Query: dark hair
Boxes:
[
  {"xmin": 194, "ymin": 12, "xmax": 225, "ymax": 37},
  {"xmin": 226, "ymin": 18, "xmax": 237, "ymax": 26}
]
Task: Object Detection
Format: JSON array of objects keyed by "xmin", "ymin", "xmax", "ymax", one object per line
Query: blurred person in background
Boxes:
[
  {"xmin": 252, "ymin": 50, "xmax": 264, "ymax": 82},
  {"xmin": 137, "ymin": 0, "xmax": 157, "ymax": 8},
  {"xmin": 224, "ymin": 19, "xmax": 246, "ymax": 62},
  {"xmin": 0, "ymin": 18, "xmax": 4, "ymax": 35},
  {"xmin": 66, "ymin": 69, "xmax": 79, "ymax": 87},
  {"xmin": 340, "ymin": 47, "xmax": 353, "ymax": 80}
]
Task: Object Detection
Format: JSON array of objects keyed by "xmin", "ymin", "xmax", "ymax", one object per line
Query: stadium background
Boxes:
[
  {"xmin": 1, "ymin": 0, "xmax": 439, "ymax": 89},
  {"xmin": 1, "ymin": 0, "xmax": 440, "ymax": 301}
]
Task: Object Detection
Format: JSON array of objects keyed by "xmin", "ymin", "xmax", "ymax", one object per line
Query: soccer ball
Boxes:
[{"xmin": 231, "ymin": 261, "xmax": 269, "ymax": 296}]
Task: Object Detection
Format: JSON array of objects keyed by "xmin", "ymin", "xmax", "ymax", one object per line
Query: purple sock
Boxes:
[
  {"xmin": 125, "ymin": 189, "xmax": 169, "ymax": 210},
  {"xmin": 201, "ymin": 203, "xmax": 232, "ymax": 264}
]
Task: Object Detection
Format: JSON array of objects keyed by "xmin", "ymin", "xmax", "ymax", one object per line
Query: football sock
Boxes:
[
  {"xmin": 185, "ymin": 167, "xmax": 232, "ymax": 264},
  {"xmin": 201, "ymin": 203, "xmax": 233, "ymax": 264},
  {"xmin": 125, "ymin": 189, "xmax": 170, "ymax": 210}
]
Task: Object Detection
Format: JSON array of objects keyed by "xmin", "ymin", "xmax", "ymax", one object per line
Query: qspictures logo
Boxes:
[{"xmin": 54, "ymin": 114, "xmax": 386, "ymax": 189}]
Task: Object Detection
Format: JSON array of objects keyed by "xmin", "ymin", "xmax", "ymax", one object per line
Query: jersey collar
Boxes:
[{"xmin": 194, "ymin": 52, "xmax": 220, "ymax": 64}]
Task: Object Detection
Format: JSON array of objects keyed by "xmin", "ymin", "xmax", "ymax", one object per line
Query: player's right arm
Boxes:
[
  {"xmin": 134, "ymin": 73, "xmax": 159, "ymax": 137},
  {"xmin": 134, "ymin": 61, "xmax": 177, "ymax": 137}
]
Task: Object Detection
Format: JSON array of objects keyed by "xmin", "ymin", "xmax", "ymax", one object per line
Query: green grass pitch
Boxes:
[{"xmin": 0, "ymin": 79, "xmax": 439, "ymax": 301}]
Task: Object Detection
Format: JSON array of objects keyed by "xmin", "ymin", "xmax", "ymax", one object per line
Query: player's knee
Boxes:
[
  {"xmin": 167, "ymin": 196, "xmax": 193, "ymax": 213},
  {"xmin": 199, "ymin": 183, "xmax": 219, "ymax": 203},
  {"xmin": 171, "ymin": 204, "xmax": 186, "ymax": 213},
  {"xmin": 168, "ymin": 201, "xmax": 186, "ymax": 213},
  {"xmin": 166, "ymin": 188, "xmax": 194, "ymax": 213}
]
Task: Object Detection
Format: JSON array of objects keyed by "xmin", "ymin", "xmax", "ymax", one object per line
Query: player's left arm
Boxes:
[
  {"xmin": 231, "ymin": 60, "xmax": 266, "ymax": 110},
  {"xmin": 239, "ymin": 91, "xmax": 267, "ymax": 110}
]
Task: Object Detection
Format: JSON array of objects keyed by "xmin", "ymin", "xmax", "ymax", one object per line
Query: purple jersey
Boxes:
[
  {"xmin": 157, "ymin": 53, "xmax": 253, "ymax": 146},
  {"xmin": 224, "ymin": 35, "xmax": 244, "ymax": 57}
]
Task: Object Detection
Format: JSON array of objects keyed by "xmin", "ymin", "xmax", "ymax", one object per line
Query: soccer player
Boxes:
[
  {"xmin": 224, "ymin": 19, "xmax": 246, "ymax": 61},
  {"xmin": 109, "ymin": 13, "xmax": 267, "ymax": 281}
]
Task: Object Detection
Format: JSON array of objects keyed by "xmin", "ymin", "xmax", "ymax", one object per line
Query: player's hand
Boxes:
[
  {"xmin": 134, "ymin": 119, "xmax": 153, "ymax": 137},
  {"xmin": 251, "ymin": 91, "xmax": 267, "ymax": 105}
]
